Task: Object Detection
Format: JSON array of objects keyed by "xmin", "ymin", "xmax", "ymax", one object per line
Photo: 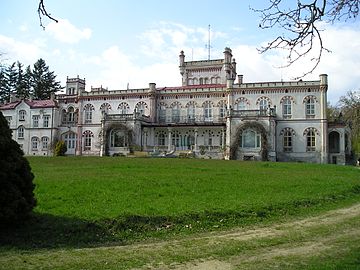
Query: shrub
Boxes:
[
  {"xmin": 0, "ymin": 112, "xmax": 36, "ymax": 224},
  {"xmin": 55, "ymin": 140, "xmax": 67, "ymax": 156}
]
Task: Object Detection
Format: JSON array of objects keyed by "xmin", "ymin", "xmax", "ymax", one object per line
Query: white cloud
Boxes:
[
  {"xmin": 46, "ymin": 19, "xmax": 92, "ymax": 44},
  {"xmin": 0, "ymin": 34, "xmax": 45, "ymax": 63},
  {"xmin": 138, "ymin": 22, "xmax": 227, "ymax": 61}
]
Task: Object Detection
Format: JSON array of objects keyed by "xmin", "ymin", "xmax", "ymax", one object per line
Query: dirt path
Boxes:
[{"xmin": 129, "ymin": 203, "xmax": 360, "ymax": 269}]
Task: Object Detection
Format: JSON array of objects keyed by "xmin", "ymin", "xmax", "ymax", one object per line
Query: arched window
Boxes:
[
  {"xmin": 84, "ymin": 104, "xmax": 95, "ymax": 124},
  {"xmin": 172, "ymin": 104, "xmax": 181, "ymax": 122},
  {"xmin": 172, "ymin": 131, "xmax": 181, "ymax": 147},
  {"xmin": 109, "ymin": 129, "xmax": 128, "ymax": 147},
  {"xmin": 188, "ymin": 78, "xmax": 193, "ymax": 85},
  {"xmin": 283, "ymin": 130, "xmax": 293, "ymax": 152},
  {"xmin": 306, "ymin": 130, "xmax": 316, "ymax": 152},
  {"xmin": 19, "ymin": 110, "xmax": 26, "ymax": 121},
  {"xmin": 193, "ymin": 78, "xmax": 198, "ymax": 85},
  {"xmin": 64, "ymin": 132, "xmax": 77, "ymax": 149},
  {"xmin": 259, "ymin": 99, "xmax": 268, "ymax": 114},
  {"xmin": 68, "ymin": 107, "xmax": 75, "ymax": 123},
  {"xmin": 237, "ymin": 101, "xmax": 246, "ymax": 110},
  {"xmin": 158, "ymin": 132, "xmax": 166, "ymax": 146},
  {"xmin": 100, "ymin": 103, "xmax": 112, "ymax": 114},
  {"xmin": 41, "ymin": 136, "xmax": 49, "ymax": 150},
  {"xmin": 118, "ymin": 102, "xmax": 129, "ymax": 115},
  {"xmin": 306, "ymin": 98, "xmax": 315, "ymax": 117},
  {"xmin": 329, "ymin": 131, "xmax": 340, "ymax": 153},
  {"xmin": 135, "ymin": 102, "xmax": 147, "ymax": 116},
  {"xmin": 187, "ymin": 103, "xmax": 195, "ymax": 121},
  {"xmin": 83, "ymin": 130, "xmax": 93, "ymax": 151},
  {"xmin": 199, "ymin": 78, "xmax": 203, "ymax": 85},
  {"xmin": 240, "ymin": 129, "xmax": 261, "ymax": 148},
  {"xmin": 282, "ymin": 98, "xmax": 292, "ymax": 118},
  {"xmin": 158, "ymin": 105, "xmax": 166, "ymax": 122},
  {"xmin": 218, "ymin": 101, "xmax": 227, "ymax": 118},
  {"xmin": 31, "ymin": 137, "xmax": 39, "ymax": 150},
  {"xmin": 204, "ymin": 102, "xmax": 213, "ymax": 121},
  {"xmin": 17, "ymin": 126, "xmax": 24, "ymax": 139}
]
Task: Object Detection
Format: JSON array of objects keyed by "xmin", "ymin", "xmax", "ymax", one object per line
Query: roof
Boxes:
[
  {"xmin": 25, "ymin": 99, "xmax": 57, "ymax": 108},
  {"xmin": 0, "ymin": 99, "xmax": 57, "ymax": 110}
]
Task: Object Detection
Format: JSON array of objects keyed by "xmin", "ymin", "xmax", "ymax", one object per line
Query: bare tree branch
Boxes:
[
  {"xmin": 252, "ymin": 0, "xmax": 359, "ymax": 79},
  {"xmin": 38, "ymin": 0, "xmax": 58, "ymax": 30}
]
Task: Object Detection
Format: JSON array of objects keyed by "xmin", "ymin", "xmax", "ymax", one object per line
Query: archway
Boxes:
[
  {"xmin": 230, "ymin": 122, "xmax": 269, "ymax": 161},
  {"xmin": 329, "ymin": 131, "xmax": 340, "ymax": 153},
  {"xmin": 104, "ymin": 124, "xmax": 133, "ymax": 156}
]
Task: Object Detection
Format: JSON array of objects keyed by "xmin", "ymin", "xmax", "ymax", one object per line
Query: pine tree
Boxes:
[
  {"xmin": 0, "ymin": 68, "xmax": 7, "ymax": 104},
  {"xmin": 0, "ymin": 111, "xmax": 36, "ymax": 224},
  {"xmin": 15, "ymin": 61, "xmax": 31, "ymax": 99},
  {"xmin": 3, "ymin": 62, "xmax": 17, "ymax": 103},
  {"xmin": 31, "ymin": 58, "xmax": 62, "ymax": 100}
]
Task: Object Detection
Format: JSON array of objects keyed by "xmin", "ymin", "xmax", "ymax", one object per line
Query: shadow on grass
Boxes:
[
  {"xmin": 0, "ymin": 213, "xmax": 123, "ymax": 250},
  {"xmin": 1, "ymin": 185, "xmax": 359, "ymax": 250}
]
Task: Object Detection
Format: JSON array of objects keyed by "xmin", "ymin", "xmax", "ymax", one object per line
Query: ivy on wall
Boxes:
[{"xmin": 230, "ymin": 121, "xmax": 269, "ymax": 161}]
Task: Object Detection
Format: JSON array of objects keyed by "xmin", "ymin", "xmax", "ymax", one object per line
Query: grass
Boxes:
[
  {"xmin": 0, "ymin": 157, "xmax": 359, "ymax": 269},
  {"xmin": 1, "ymin": 156, "xmax": 359, "ymax": 249}
]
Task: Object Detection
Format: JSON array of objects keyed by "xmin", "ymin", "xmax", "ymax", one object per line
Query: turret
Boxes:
[
  {"xmin": 223, "ymin": 47, "xmax": 233, "ymax": 79},
  {"xmin": 179, "ymin": 50, "xmax": 185, "ymax": 75}
]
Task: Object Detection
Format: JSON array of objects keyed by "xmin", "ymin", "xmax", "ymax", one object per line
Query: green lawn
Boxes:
[
  {"xmin": 1, "ymin": 157, "xmax": 359, "ymax": 249},
  {"xmin": 32, "ymin": 157, "xmax": 360, "ymax": 219}
]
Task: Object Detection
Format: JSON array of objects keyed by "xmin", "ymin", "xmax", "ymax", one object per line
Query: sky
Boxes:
[{"xmin": 0, "ymin": 0, "xmax": 360, "ymax": 104}]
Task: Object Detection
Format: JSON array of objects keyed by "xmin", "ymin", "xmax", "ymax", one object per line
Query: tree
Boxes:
[
  {"xmin": 326, "ymin": 102, "xmax": 341, "ymax": 122},
  {"xmin": 15, "ymin": 61, "xmax": 31, "ymax": 99},
  {"xmin": 253, "ymin": 0, "xmax": 360, "ymax": 78},
  {"xmin": 54, "ymin": 140, "xmax": 67, "ymax": 156},
  {"xmin": 0, "ymin": 68, "xmax": 7, "ymax": 104},
  {"xmin": 338, "ymin": 90, "xmax": 360, "ymax": 154},
  {"xmin": 31, "ymin": 58, "xmax": 62, "ymax": 100},
  {"xmin": 2, "ymin": 62, "xmax": 18, "ymax": 103},
  {"xmin": 0, "ymin": 111, "xmax": 36, "ymax": 224},
  {"xmin": 38, "ymin": 0, "xmax": 58, "ymax": 29}
]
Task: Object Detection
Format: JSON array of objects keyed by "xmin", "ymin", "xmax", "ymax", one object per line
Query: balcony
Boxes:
[
  {"xmin": 231, "ymin": 109, "xmax": 276, "ymax": 118},
  {"xmin": 157, "ymin": 115, "xmax": 226, "ymax": 125}
]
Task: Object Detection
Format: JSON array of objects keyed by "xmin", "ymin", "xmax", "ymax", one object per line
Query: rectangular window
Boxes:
[
  {"xmin": 84, "ymin": 136, "xmax": 91, "ymax": 151},
  {"xmin": 18, "ymin": 127, "xmax": 24, "ymax": 139},
  {"xmin": 33, "ymin": 115, "xmax": 40, "ymax": 127},
  {"xmin": 42, "ymin": 137, "xmax": 49, "ymax": 150},
  {"xmin": 85, "ymin": 110, "xmax": 92, "ymax": 124},
  {"xmin": 19, "ymin": 110, "xmax": 26, "ymax": 121},
  {"xmin": 283, "ymin": 135, "xmax": 292, "ymax": 152},
  {"xmin": 43, "ymin": 115, "xmax": 50, "ymax": 127}
]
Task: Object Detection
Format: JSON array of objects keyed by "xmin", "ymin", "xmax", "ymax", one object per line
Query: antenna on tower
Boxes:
[{"xmin": 205, "ymin": 24, "xmax": 212, "ymax": 60}]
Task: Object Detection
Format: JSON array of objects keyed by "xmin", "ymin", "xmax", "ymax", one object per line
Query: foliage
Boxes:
[
  {"xmin": 31, "ymin": 58, "xmax": 62, "ymax": 100},
  {"xmin": 326, "ymin": 102, "xmax": 341, "ymax": 122},
  {"xmin": 0, "ymin": 112, "xmax": 36, "ymax": 224},
  {"xmin": 338, "ymin": 90, "xmax": 360, "ymax": 154},
  {"xmin": 230, "ymin": 121, "xmax": 268, "ymax": 161},
  {"xmin": 0, "ymin": 58, "xmax": 62, "ymax": 103},
  {"xmin": 54, "ymin": 140, "xmax": 67, "ymax": 156},
  {"xmin": 253, "ymin": 0, "xmax": 360, "ymax": 78}
]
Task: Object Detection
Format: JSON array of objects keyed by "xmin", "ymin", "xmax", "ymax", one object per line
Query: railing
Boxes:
[
  {"xmin": 157, "ymin": 115, "xmax": 226, "ymax": 124},
  {"xmin": 105, "ymin": 114, "xmax": 133, "ymax": 121},
  {"xmin": 231, "ymin": 109, "xmax": 276, "ymax": 118}
]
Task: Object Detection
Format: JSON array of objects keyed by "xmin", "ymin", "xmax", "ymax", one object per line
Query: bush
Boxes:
[
  {"xmin": 0, "ymin": 112, "xmax": 36, "ymax": 224},
  {"xmin": 55, "ymin": 140, "xmax": 67, "ymax": 156}
]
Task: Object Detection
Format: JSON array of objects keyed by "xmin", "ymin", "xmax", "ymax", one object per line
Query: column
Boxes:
[
  {"xmin": 167, "ymin": 128, "xmax": 172, "ymax": 151},
  {"xmin": 194, "ymin": 129, "xmax": 198, "ymax": 151}
]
